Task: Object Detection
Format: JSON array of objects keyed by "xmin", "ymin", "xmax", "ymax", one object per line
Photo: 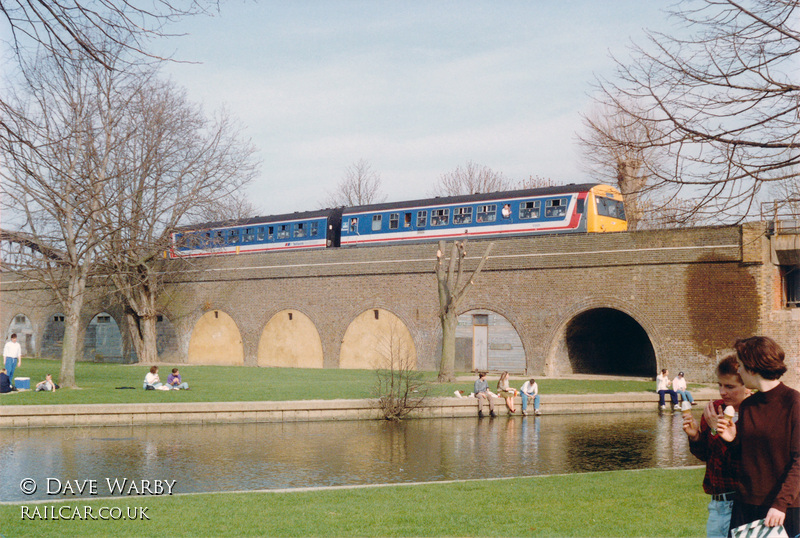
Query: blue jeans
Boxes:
[
  {"xmin": 676, "ymin": 390, "xmax": 694, "ymax": 404},
  {"xmin": 521, "ymin": 393, "xmax": 539, "ymax": 412},
  {"xmin": 706, "ymin": 498, "xmax": 733, "ymax": 537},
  {"xmin": 5, "ymin": 356, "xmax": 17, "ymax": 382},
  {"xmin": 658, "ymin": 389, "xmax": 678, "ymax": 406}
]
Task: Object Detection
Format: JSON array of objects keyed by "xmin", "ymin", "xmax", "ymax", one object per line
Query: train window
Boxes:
[
  {"xmin": 416, "ymin": 210, "xmax": 427, "ymax": 228},
  {"xmin": 389, "ymin": 213, "xmax": 399, "ymax": 229},
  {"xmin": 228, "ymin": 229, "xmax": 240, "ymax": 244},
  {"xmin": 310, "ymin": 222, "xmax": 319, "ymax": 236},
  {"xmin": 257, "ymin": 227, "xmax": 265, "ymax": 241},
  {"xmin": 477, "ymin": 205, "xmax": 496, "ymax": 223},
  {"xmin": 431, "ymin": 208, "xmax": 449, "ymax": 226},
  {"xmin": 268, "ymin": 226, "xmax": 274, "ymax": 241},
  {"xmin": 293, "ymin": 222, "xmax": 306, "ymax": 238},
  {"xmin": 349, "ymin": 218, "xmax": 358, "ymax": 233},
  {"xmin": 501, "ymin": 204, "xmax": 512, "ymax": 218},
  {"xmin": 243, "ymin": 228, "xmax": 255, "ymax": 242},
  {"xmin": 545, "ymin": 198, "xmax": 568, "ymax": 218},
  {"xmin": 519, "ymin": 201, "xmax": 541, "ymax": 220},
  {"xmin": 404, "ymin": 213, "xmax": 412, "ymax": 227},
  {"xmin": 596, "ymin": 196, "xmax": 626, "ymax": 220},
  {"xmin": 214, "ymin": 230, "xmax": 224, "ymax": 245},
  {"xmin": 277, "ymin": 225, "xmax": 289, "ymax": 239},
  {"xmin": 372, "ymin": 215, "xmax": 382, "ymax": 231},
  {"xmin": 453, "ymin": 207, "xmax": 472, "ymax": 225}
]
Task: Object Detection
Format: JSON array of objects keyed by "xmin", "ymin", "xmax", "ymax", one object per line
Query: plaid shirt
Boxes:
[{"xmin": 688, "ymin": 399, "xmax": 739, "ymax": 495}]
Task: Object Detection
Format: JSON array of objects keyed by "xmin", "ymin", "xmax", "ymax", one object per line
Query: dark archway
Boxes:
[{"xmin": 565, "ymin": 308, "xmax": 655, "ymax": 376}]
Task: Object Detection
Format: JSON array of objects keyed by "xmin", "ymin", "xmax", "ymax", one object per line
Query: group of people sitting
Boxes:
[
  {"xmin": 1, "ymin": 369, "xmax": 59, "ymax": 393},
  {"xmin": 143, "ymin": 366, "xmax": 189, "ymax": 390},
  {"xmin": 469, "ymin": 371, "xmax": 541, "ymax": 417},
  {"xmin": 656, "ymin": 368, "xmax": 696, "ymax": 410}
]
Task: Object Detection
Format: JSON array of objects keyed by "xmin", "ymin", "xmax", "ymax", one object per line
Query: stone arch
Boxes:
[
  {"xmin": 257, "ymin": 309, "xmax": 323, "ymax": 368},
  {"xmin": 339, "ymin": 308, "xmax": 416, "ymax": 370},
  {"xmin": 6, "ymin": 313, "xmax": 34, "ymax": 357},
  {"xmin": 187, "ymin": 310, "xmax": 244, "ymax": 365},
  {"xmin": 545, "ymin": 298, "xmax": 661, "ymax": 377},
  {"xmin": 455, "ymin": 309, "xmax": 526, "ymax": 373},
  {"xmin": 84, "ymin": 312, "xmax": 124, "ymax": 362},
  {"xmin": 41, "ymin": 313, "xmax": 66, "ymax": 359}
]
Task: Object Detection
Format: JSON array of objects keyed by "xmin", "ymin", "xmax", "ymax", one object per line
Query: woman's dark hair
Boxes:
[
  {"xmin": 734, "ymin": 336, "xmax": 787, "ymax": 380},
  {"xmin": 149, "ymin": 365, "xmax": 158, "ymax": 374},
  {"xmin": 716, "ymin": 354, "xmax": 743, "ymax": 383}
]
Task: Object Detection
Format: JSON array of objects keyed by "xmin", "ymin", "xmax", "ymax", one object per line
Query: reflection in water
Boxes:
[{"xmin": 0, "ymin": 412, "xmax": 700, "ymax": 502}]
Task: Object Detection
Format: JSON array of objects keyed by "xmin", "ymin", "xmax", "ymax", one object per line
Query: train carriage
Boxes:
[
  {"xmin": 339, "ymin": 183, "xmax": 625, "ymax": 246},
  {"xmin": 169, "ymin": 208, "xmax": 342, "ymax": 258}
]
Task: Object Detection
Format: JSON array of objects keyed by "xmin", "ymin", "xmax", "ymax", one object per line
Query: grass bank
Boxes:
[
  {"xmin": 0, "ymin": 467, "xmax": 707, "ymax": 537},
  {"xmin": 1, "ymin": 358, "xmax": 674, "ymax": 406}
]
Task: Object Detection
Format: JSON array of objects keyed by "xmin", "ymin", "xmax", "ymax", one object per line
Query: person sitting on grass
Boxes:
[
  {"xmin": 35, "ymin": 373, "xmax": 58, "ymax": 392},
  {"xmin": 167, "ymin": 368, "xmax": 189, "ymax": 390},
  {"xmin": 143, "ymin": 365, "xmax": 164, "ymax": 390},
  {"xmin": 0, "ymin": 368, "xmax": 16, "ymax": 393}
]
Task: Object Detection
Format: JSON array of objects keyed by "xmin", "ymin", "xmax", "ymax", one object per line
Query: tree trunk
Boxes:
[
  {"xmin": 125, "ymin": 311, "xmax": 158, "ymax": 364},
  {"xmin": 59, "ymin": 308, "xmax": 81, "ymax": 388},
  {"xmin": 437, "ymin": 313, "xmax": 458, "ymax": 382}
]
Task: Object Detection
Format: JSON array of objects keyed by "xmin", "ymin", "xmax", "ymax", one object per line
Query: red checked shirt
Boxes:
[{"xmin": 688, "ymin": 399, "xmax": 739, "ymax": 495}]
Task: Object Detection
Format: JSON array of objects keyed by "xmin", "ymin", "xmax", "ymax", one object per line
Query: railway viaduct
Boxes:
[{"xmin": 2, "ymin": 222, "xmax": 799, "ymax": 385}]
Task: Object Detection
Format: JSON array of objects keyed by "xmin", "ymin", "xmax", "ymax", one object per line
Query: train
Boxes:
[{"xmin": 169, "ymin": 183, "xmax": 627, "ymax": 258}]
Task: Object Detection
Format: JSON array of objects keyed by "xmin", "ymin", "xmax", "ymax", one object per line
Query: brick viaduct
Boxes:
[{"xmin": 2, "ymin": 222, "xmax": 799, "ymax": 386}]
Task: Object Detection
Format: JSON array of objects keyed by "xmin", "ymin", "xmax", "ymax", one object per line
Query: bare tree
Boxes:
[
  {"xmin": 516, "ymin": 175, "xmax": 557, "ymax": 190},
  {"xmin": 373, "ymin": 319, "xmax": 428, "ymax": 421},
  {"xmin": 578, "ymin": 99, "xmax": 663, "ymax": 230},
  {"xmin": 599, "ymin": 0, "xmax": 800, "ymax": 219},
  {"xmin": 0, "ymin": 49, "xmax": 129, "ymax": 387},
  {"xmin": 95, "ymin": 75, "xmax": 259, "ymax": 364},
  {"xmin": 435, "ymin": 240, "xmax": 494, "ymax": 383},
  {"xmin": 431, "ymin": 161, "xmax": 512, "ymax": 196},
  {"xmin": 322, "ymin": 159, "xmax": 385, "ymax": 207}
]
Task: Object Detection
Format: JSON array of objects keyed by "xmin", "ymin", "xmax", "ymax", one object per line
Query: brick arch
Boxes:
[
  {"xmin": 257, "ymin": 309, "xmax": 323, "ymax": 368},
  {"xmin": 455, "ymin": 307, "xmax": 527, "ymax": 373},
  {"xmin": 5, "ymin": 312, "xmax": 35, "ymax": 357},
  {"xmin": 83, "ymin": 311, "xmax": 124, "ymax": 362},
  {"xmin": 187, "ymin": 310, "xmax": 244, "ymax": 365},
  {"xmin": 543, "ymin": 296, "xmax": 662, "ymax": 377},
  {"xmin": 339, "ymin": 308, "xmax": 417, "ymax": 370}
]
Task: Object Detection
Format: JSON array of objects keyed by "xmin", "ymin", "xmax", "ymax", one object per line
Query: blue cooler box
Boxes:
[{"xmin": 14, "ymin": 377, "xmax": 30, "ymax": 390}]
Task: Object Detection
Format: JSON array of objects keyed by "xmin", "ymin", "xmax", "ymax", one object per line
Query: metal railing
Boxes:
[{"xmin": 761, "ymin": 200, "xmax": 800, "ymax": 234}]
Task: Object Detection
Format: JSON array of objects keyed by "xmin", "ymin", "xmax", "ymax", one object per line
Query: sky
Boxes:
[{"xmin": 155, "ymin": 1, "xmax": 676, "ymax": 215}]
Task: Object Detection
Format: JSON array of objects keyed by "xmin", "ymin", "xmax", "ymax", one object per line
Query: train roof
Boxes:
[
  {"xmin": 175, "ymin": 182, "xmax": 607, "ymax": 233},
  {"xmin": 174, "ymin": 208, "xmax": 335, "ymax": 233},
  {"xmin": 341, "ymin": 182, "xmax": 603, "ymax": 215}
]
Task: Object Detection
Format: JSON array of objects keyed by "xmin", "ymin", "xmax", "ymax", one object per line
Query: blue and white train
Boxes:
[{"xmin": 169, "ymin": 183, "xmax": 626, "ymax": 258}]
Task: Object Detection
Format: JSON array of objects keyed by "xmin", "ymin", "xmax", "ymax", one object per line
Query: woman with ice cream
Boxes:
[
  {"xmin": 717, "ymin": 336, "xmax": 800, "ymax": 538},
  {"xmin": 683, "ymin": 354, "xmax": 750, "ymax": 537}
]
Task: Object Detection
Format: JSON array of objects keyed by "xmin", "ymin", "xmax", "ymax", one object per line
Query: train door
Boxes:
[{"xmin": 472, "ymin": 314, "xmax": 489, "ymax": 370}]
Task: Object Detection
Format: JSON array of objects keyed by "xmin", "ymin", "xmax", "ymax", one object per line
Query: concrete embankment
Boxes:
[{"xmin": 0, "ymin": 388, "xmax": 719, "ymax": 428}]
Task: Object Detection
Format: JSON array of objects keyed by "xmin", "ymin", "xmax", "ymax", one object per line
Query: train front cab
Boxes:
[{"xmin": 586, "ymin": 185, "xmax": 627, "ymax": 233}]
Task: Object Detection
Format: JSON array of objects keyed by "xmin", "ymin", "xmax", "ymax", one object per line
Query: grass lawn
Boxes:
[
  {"xmin": 0, "ymin": 467, "xmax": 708, "ymax": 537},
  {"xmin": 0, "ymin": 358, "xmax": 679, "ymax": 406}
]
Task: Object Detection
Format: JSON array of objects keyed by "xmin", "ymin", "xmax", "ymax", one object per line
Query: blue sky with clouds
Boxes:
[{"xmin": 159, "ymin": 1, "xmax": 675, "ymax": 215}]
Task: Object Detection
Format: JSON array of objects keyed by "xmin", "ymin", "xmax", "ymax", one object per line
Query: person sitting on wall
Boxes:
[
  {"xmin": 520, "ymin": 377, "xmax": 541, "ymax": 416},
  {"xmin": 167, "ymin": 368, "xmax": 189, "ymax": 390},
  {"xmin": 673, "ymin": 371, "xmax": 696, "ymax": 406},
  {"xmin": 35, "ymin": 373, "xmax": 58, "ymax": 392},
  {"xmin": 657, "ymin": 368, "xmax": 679, "ymax": 411},
  {"xmin": 474, "ymin": 372, "xmax": 496, "ymax": 418},
  {"xmin": 0, "ymin": 368, "xmax": 17, "ymax": 393},
  {"xmin": 497, "ymin": 371, "xmax": 518, "ymax": 414}
]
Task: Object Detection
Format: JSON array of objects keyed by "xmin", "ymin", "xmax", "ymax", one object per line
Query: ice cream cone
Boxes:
[{"xmin": 681, "ymin": 400, "xmax": 692, "ymax": 417}]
